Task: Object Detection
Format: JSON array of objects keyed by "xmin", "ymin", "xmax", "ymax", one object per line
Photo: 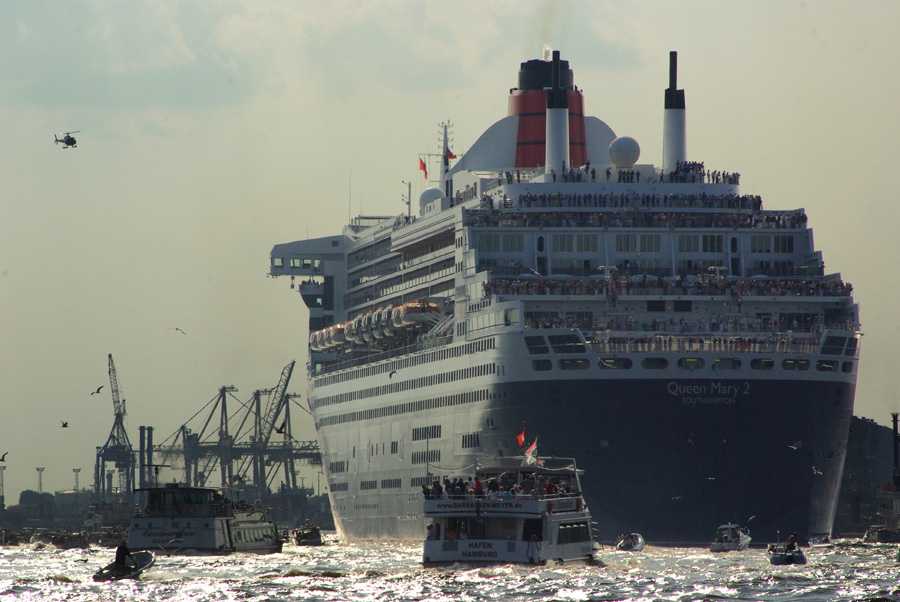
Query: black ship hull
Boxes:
[{"xmin": 494, "ymin": 376, "xmax": 854, "ymax": 544}]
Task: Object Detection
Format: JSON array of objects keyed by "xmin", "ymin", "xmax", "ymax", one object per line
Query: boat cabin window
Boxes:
[
  {"xmin": 558, "ymin": 358, "xmax": 589, "ymax": 370},
  {"xmin": 750, "ymin": 358, "xmax": 774, "ymax": 370},
  {"xmin": 522, "ymin": 519, "xmax": 542, "ymax": 542},
  {"xmin": 525, "ymin": 336, "xmax": 550, "ymax": 354},
  {"xmin": 548, "ymin": 334, "xmax": 586, "ymax": 354},
  {"xmin": 782, "ymin": 359, "xmax": 810, "ymax": 371},
  {"xmin": 844, "ymin": 337, "xmax": 858, "ymax": 357},
  {"xmin": 677, "ymin": 358, "xmax": 705, "ymax": 370},
  {"xmin": 821, "ymin": 336, "xmax": 846, "ymax": 356},
  {"xmin": 642, "ymin": 357, "xmax": 668, "ymax": 369},
  {"xmin": 714, "ymin": 358, "xmax": 741, "ymax": 370},
  {"xmin": 599, "ymin": 357, "xmax": 632, "ymax": 369},
  {"xmin": 532, "ymin": 359, "xmax": 552, "ymax": 371},
  {"xmin": 842, "ymin": 361, "xmax": 854, "ymax": 373},
  {"xmin": 557, "ymin": 522, "xmax": 591, "ymax": 545}
]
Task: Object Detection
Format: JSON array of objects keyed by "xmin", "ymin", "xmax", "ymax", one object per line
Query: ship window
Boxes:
[
  {"xmin": 548, "ymin": 334, "xmax": 586, "ymax": 353},
  {"xmin": 558, "ymin": 358, "xmax": 590, "ymax": 370},
  {"xmin": 525, "ymin": 336, "xmax": 550, "ymax": 354},
  {"xmin": 844, "ymin": 337, "xmax": 858, "ymax": 357},
  {"xmin": 599, "ymin": 357, "xmax": 632, "ymax": 369},
  {"xmin": 272, "ymin": 257, "xmax": 283, "ymax": 268},
  {"xmin": 537, "ymin": 237, "xmax": 545, "ymax": 253},
  {"xmin": 677, "ymin": 358, "xmax": 705, "ymax": 370},
  {"xmin": 532, "ymin": 359, "xmax": 552, "ymax": 371},
  {"xmin": 782, "ymin": 359, "xmax": 810, "ymax": 371},
  {"xmin": 642, "ymin": 358, "xmax": 668, "ymax": 369},
  {"xmin": 750, "ymin": 358, "xmax": 774, "ymax": 370},
  {"xmin": 673, "ymin": 301, "xmax": 692, "ymax": 312},
  {"xmin": 821, "ymin": 336, "xmax": 845, "ymax": 356},
  {"xmin": 731, "ymin": 237, "xmax": 738, "ymax": 253},
  {"xmin": 647, "ymin": 300, "xmax": 665, "ymax": 312},
  {"xmin": 714, "ymin": 358, "xmax": 741, "ymax": 370},
  {"xmin": 816, "ymin": 360, "xmax": 838, "ymax": 372},
  {"xmin": 842, "ymin": 362, "xmax": 853, "ymax": 373}
]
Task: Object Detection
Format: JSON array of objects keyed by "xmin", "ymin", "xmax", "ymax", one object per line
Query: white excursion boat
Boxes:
[
  {"xmin": 709, "ymin": 523, "xmax": 751, "ymax": 552},
  {"xmin": 421, "ymin": 457, "xmax": 599, "ymax": 565},
  {"xmin": 127, "ymin": 483, "xmax": 283, "ymax": 555}
]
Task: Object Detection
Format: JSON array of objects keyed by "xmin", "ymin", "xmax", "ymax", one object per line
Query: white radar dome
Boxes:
[
  {"xmin": 419, "ymin": 187, "xmax": 445, "ymax": 211},
  {"xmin": 609, "ymin": 136, "xmax": 640, "ymax": 168}
]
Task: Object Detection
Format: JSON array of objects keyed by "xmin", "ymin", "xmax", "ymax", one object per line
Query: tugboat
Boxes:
[
  {"xmin": 864, "ymin": 413, "xmax": 900, "ymax": 543},
  {"xmin": 127, "ymin": 483, "xmax": 282, "ymax": 555},
  {"xmin": 421, "ymin": 456, "xmax": 599, "ymax": 565}
]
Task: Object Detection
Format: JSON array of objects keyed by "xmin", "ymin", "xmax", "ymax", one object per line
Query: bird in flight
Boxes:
[
  {"xmin": 173, "ymin": 327, "xmax": 187, "ymax": 335},
  {"xmin": 389, "ymin": 370, "xmax": 397, "ymax": 378},
  {"xmin": 788, "ymin": 441, "xmax": 803, "ymax": 450},
  {"xmin": 811, "ymin": 466, "xmax": 823, "ymax": 475},
  {"xmin": 274, "ymin": 420, "xmax": 286, "ymax": 434},
  {"xmin": 61, "ymin": 421, "xmax": 69, "ymax": 428},
  {"xmin": 0, "ymin": 452, "xmax": 7, "ymax": 462},
  {"xmin": 91, "ymin": 385, "xmax": 104, "ymax": 395}
]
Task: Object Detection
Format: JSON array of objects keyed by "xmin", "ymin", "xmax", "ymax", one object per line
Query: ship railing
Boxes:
[
  {"xmin": 423, "ymin": 494, "xmax": 583, "ymax": 517},
  {"xmin": 587, "ymin": 335, "xmax": 823, "ymax": 356},
  {"xmin": 486, "ymin": 277, "xmax": 846, "ymax": 298},
  {"xmin": 462, "ymin": 210, "xmax": 806, "ymax": 231}
]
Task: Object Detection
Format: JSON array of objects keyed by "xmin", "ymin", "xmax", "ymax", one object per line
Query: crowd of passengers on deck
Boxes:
[
  {"xmin": 467, "ymin": 207, "xmax": 802, "ymax": 231},
  {"xmin": 591, "ymin": 334, "xmax": 824, "ymax": 355},
  {"xmin": 422, "ymin": 474, "xmax": 578, "ymax": 501},
  {"xmin": 484, "ymin": 275, "xmax": 851, "ymax": 299},
  {"xmin": 483, "ymin": 189, "xmax": 764, "ymax": 211}
]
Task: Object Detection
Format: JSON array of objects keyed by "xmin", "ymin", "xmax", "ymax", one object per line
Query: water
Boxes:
[{"xmin": 2, "ymin": 538, "xmax": 898, "ymax": 602}]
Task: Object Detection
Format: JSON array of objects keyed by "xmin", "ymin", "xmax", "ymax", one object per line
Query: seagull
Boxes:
[
  {"xmin": 706, "ymin": 477, "xmax": 716, "ymax": 481},
  {"xmin": 389, "ymin": 370, "xmax": 397, "ymax": 378},
  {"xmin": 671, "ymin": 495, "xmax": 683, "ymax": 501},
  {"xmin": 788, "ymin": 441, "xmax": 803, "ymax": 450},
  {"xmin": 812, "ymin": 466, "xmax": 823, "ymax": 475},
  {"xmin": 61, "ymin": 421, "xmax": 69, "ymax": 428},
  {"xmin": 0, "ymin": 452, "xmax": 7, "ymax": 462},
  {"xmin": 91, "ymin": 385, "xmax": 104, "ymax": 395},
  {"xmin": 173, "ymin": 327, "xmax": 187, "ymax": 335},
  {"xmin": 274, "ymin": 420, "xmax": 286, "ymax": 434}
]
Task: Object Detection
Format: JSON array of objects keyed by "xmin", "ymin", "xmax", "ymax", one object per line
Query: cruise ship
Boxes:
[{"xmin": 269, "ymin": 51, "xmax": 860, "ymax": 543}]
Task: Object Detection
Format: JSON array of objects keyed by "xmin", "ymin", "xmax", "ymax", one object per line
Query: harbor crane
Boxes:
[
  {"xmin": 93, "ymin": 354, "xmax": 136, "ymax": 503},
  {"xmin": 153, "ymin": 360, "xmax": 320, "ymax": 504}
]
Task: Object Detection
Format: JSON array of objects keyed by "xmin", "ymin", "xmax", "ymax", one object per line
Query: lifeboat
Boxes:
[
  {"xmin": 320, "ymin": 326, "xmax": 336, "ymax": 348},
  {"xmin": 345, "ymin": 318, "xmax": 360, "ymax": 343},
  {"xmin": 381, "ymin": 305, "xmax": 399, "ymax": 337},
  {"xmin": 400, "ymin": 300, "xmax": 440, "ymax": 325},
  {"xmin": 392, "ymin": 304, "xmax": 406, "ymax": 328},
  {"xmin": 371, "ymin": 308, "xmax": 385, "ymax": 339},
  {"xmin": 329, "ymin": 323, "xmax": 347, "ymax": 346},
  {"xmin": 308, "ymin": 331, "xmax": 321, "ymax": 352},
  {"xmin": 352, "ymin": 313, "xmax": 366, "ymax": 342},
  {"xmin": 361, "ymin": 312, "xmax": 375, "ymax": 342}
]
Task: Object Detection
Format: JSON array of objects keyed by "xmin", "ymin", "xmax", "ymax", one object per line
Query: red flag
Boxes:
[
  {"xmin": 419, "ymin": 158, "xmax": 428, "ymax": 179},
  {"xmin": 445, "ymin": 149, "xmax": 457, "ymax": 160},
  {"xmin": 516, "ymin": 430, "xmax": 525, "ymax": 447}
]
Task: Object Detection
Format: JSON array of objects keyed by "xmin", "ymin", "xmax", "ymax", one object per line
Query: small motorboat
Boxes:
[
  {"xmin": 292, "ymin": 521, "xmax": 324, "ymax": 546},
  {"xmin": 766, "ymin": 543, "xmax": 806, "ymax": 565},
  {"xmin": 808, "ymin": 533, "xmax": 833, "ymax": 548},
  {"xmin": 615, "ymin": 532, "xmax": 645, "ymax": 551},
  {"xmin": 709, "ymin": 524, "xmax": 751, "ymax": 552},
  {"xmin": 93, "ymin": 550, "xmax": 155, "ymax": 582}
]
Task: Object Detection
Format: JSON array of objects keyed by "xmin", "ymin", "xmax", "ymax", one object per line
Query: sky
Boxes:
[{"xmin": 1, "ymin": 0, "xmax": 898, "ymax": 505}]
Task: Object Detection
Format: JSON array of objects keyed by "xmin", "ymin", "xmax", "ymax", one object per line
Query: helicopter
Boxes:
[{"xmin": 54, "ymin": 131, "xmax": 79, "ymax": 149}]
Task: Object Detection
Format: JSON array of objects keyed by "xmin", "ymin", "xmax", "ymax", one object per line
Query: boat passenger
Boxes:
[
  {"xmin": 114, "ymin": 540, "xmax": 136, "ymax": 573},
  {"xmin": 785, "ymin": 533, "xmax": 798, "ymax": 551},
  {"xmin": 426, "ymin": 524, "xmax": 437, "ymax": 541}
]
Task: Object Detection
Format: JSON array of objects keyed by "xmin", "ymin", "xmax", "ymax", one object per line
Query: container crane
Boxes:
[{"xmin": 94, "ymin": 354, "xmax": 136, "ymax": 503}]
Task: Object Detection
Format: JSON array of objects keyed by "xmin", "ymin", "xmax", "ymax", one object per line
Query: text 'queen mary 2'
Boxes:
[{"xmin": 269, "ymin": 51, "xmax": 860, "ymax": 544}]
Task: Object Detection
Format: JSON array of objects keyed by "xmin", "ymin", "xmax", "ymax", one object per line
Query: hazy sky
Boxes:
[{"xmin": 1, "ymin": 0, "xmax": 898, "ymax": 504}]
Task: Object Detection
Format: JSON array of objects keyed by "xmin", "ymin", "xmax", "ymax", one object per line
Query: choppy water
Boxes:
[{"xmin": 1, "ymin": 537, "xmax": 899, "ymax": 602}]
